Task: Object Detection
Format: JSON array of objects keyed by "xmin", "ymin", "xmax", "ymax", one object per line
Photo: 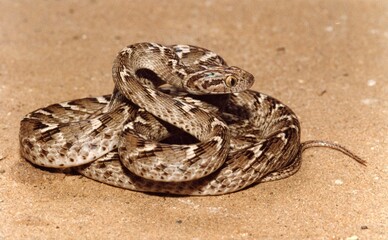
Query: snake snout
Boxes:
[{"xmin": 227, "ymin": 66, "xmax": 255, "ymax": 92}]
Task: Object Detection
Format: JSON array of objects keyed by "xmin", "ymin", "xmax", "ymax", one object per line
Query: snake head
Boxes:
[{"xmin": 185, "ymin": 66, "xmax": 255, "ymax": 95}]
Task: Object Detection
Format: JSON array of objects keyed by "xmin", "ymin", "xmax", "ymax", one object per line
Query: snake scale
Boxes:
[{"xmin": 19, "ymin": 42, "xmax": 366, "ymax": 195}]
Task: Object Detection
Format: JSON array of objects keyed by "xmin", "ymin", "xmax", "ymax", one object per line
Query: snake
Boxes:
[{"xmin": 19, "ymin": 42, "xmax": 366, "ymax": 195}]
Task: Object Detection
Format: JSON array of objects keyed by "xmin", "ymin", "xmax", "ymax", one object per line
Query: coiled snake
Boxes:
[{"xmin": 19, "ymin": 42, "xmax": 366, "ymax": 195}]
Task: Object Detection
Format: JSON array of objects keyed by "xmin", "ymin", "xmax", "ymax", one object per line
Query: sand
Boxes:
[{"xmin": 0, "ymin": 1, "xmax": 387, "ymax": 239}]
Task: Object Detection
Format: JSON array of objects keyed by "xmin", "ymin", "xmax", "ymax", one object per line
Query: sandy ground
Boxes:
[{"xmin": 0, "ymin": 1, "xmax": 387, "ymax": 239}]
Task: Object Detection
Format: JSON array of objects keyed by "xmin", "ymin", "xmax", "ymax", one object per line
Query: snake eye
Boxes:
[{"xmin": 225, "ymin": 76, "xmax": 237, "ymax": 88}]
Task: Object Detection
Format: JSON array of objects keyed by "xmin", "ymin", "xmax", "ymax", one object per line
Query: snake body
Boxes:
[{"xmin": 19, "ymin": 43, "xmax": 365, "ymax": 195}]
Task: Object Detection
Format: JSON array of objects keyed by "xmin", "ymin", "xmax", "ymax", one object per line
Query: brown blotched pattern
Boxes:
[{"xmin": 19, "ymin": 43, "xmax": 365, "ymax": 195}]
